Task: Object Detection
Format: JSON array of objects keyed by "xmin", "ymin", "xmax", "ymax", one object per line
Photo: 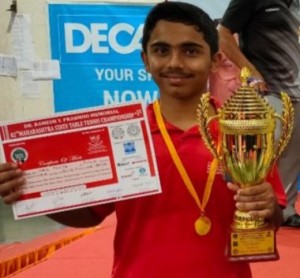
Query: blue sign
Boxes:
[{"xmin": 48, "ymin": 4, "xmax": 158, "ymax": 112}]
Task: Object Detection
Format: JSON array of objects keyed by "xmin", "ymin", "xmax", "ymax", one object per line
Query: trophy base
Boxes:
[{"xmin": 226, "ymin": 224, "xmax": 279, "ymax": 262}]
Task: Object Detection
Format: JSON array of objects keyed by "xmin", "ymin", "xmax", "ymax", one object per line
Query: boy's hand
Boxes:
[
  {"xmin": 227, "ymin": 181, "xmax": 277, "ymax": 220},
  {"xmin": 0, "ymin": 163, "xmax": 25, "ymax": 204}
]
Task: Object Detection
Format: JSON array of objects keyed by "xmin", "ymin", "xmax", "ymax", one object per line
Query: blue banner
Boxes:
[{"xmin": 48, "ymin": 4, "xmax": 157, "ymax": 112}]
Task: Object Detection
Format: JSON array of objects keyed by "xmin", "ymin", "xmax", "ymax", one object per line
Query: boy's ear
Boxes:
[
  {"xmin": 210, "ymin": 51, "xmax": 222, "ymax": 73},
  {"xmin": 141, "ymin": 51, "xmax": 150, "ymax": 72}
]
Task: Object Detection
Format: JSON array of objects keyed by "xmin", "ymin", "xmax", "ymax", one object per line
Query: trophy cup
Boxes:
[{"xmin": 197, "ymin": 67, "xmax": 294, "ymax": 262}]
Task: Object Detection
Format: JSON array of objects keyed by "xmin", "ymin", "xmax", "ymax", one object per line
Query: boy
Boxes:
[{"xmin": 0, "ymin": 2, "xmax": 286, "ymax": 277}]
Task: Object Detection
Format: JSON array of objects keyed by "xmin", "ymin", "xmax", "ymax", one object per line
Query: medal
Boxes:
[
  {"xmin": 153, "ymin": 100, "xmax": 219, "ymax": 237},
  {"xmin": 195, "ymin": 215, "xmax": 211, "ymax": 236}
]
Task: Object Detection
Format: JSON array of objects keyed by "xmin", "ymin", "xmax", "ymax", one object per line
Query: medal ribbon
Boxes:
[{"xmin": 153, "ymin": 100, "xmax": 220, "ymax": 216}]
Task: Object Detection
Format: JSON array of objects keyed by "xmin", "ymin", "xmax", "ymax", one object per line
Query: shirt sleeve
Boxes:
[
  {"xmin": 220, "ymin": 0, "xmax": 257, "ymax": 33},
  {"xmin": 266, "ymin": 165, "xmax": 287, "ymax": 208}
]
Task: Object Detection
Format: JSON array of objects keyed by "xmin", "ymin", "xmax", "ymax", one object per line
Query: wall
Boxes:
[{"xmin": 0, "ymin": 0, "xmax": 165, "ymax": 122}]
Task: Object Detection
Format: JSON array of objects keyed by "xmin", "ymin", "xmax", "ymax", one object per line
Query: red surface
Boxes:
[{"xmin": 5, "ymin": 195, "xmax": 300, "ymax": 278}]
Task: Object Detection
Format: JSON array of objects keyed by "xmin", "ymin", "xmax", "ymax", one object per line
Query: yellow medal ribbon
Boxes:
[{"xmin": 153, "ymin": 100, "xmax": 220, "ymax": 236}]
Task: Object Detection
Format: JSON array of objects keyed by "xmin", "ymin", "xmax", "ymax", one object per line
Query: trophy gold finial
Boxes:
[{"xmin": 240, "ymin": 67, "xmax": 251, "ymax": 86}]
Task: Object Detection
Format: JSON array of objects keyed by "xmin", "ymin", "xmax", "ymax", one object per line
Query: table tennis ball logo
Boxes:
[{"xmin": 11, "ymin": 148, "xmax": 28, "ymax": 164}]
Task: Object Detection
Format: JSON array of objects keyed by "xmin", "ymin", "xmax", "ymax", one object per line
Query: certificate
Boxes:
[{"xmin": 0, "ymin": 102, "xmax": 161, "ymax": 219}]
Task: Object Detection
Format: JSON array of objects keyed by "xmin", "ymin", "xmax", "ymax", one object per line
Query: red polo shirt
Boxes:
[{"xmin": 92, "ymin": 102, "xmax": 286, "ymax": 278}]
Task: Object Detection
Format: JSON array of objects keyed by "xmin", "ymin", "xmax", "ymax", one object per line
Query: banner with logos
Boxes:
[
  {"xmin": 49, "ymin": 3, "xmax": 156, "ymax": 112},
  {"xmin": 48, "ymin": 2, "xmax": 230, "ymax": 112}
]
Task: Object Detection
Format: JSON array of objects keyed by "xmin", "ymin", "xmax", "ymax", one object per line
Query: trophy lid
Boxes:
[{"xmin": 219, "ymin": 67, "xmax": 275, "ymax": 134}]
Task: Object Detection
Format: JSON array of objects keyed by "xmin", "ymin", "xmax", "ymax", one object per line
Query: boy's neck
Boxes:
[{"xmin": 158, "ymin": 95, "xmax": 216, "ymax": 131}]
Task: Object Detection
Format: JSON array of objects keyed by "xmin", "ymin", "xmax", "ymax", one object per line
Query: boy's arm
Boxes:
[
  {"xmin": 0, "ymin": 162, "xmax": 114, "ymax": 228},
  {"xmin": 48, "ymin": 203, "xmax": 115, "ymax": 228},
  {"xmin": 217, "ymin": 24, "xmax": 267, "ymax": 92},
  {"xmin": 48, "ymin": 207, "xmax": 109, "ymax": 228},
  {"xmin": 217, "ymin": 25, "xmax": 254, "ymax": 71}
]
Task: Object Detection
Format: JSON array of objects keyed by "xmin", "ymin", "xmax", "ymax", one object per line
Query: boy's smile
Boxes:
[{"xmin": 142, "ymin": 20, "xmax": 219, "ymax": 101}]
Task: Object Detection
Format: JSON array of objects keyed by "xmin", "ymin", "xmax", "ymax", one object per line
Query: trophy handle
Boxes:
[
  {"xmin": 197, "ymin": 92, "xmax": 221, "ymax": 160},
  {"xmin": 272, "ymin": 92, "xmax": 294, "ymax": 164}
]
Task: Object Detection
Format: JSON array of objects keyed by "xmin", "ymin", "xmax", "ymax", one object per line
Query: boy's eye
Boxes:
[
  {"xmin": 152, "ymin": 46, "xmax": 169, "ymax": 55},
  {"xmin": 184, "ymin": 47, "xmax": 200, "ymax": 56}
]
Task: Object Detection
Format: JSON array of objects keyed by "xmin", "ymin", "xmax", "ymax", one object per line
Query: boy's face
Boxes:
[{"xmin": 142, "ymin": 20, "xmax": 219, "ymax": 100}]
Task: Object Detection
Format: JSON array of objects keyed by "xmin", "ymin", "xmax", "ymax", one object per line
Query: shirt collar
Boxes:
[{"xmin": 147, "ymin": 96, "xmax": 221, "ymax": 134}]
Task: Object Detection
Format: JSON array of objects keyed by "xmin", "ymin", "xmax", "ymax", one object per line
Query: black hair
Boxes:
[{"xmin": 142, "ymin": 1, "xmax": 219, "ymax": 56}]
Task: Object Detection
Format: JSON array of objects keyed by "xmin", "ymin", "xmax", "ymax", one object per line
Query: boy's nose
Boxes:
[{"xmin": 167, "ymin": 51, "xmax": 183, "ymax": 68}]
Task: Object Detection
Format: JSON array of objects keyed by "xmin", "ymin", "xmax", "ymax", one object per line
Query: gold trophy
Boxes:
[{"xmin": 197, "ymin": 67, "xmax": 294, "ymax": 262}]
